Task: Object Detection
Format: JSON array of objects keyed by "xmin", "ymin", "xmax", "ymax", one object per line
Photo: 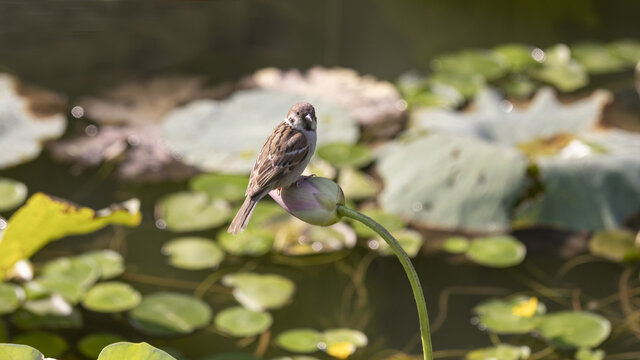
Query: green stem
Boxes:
[{"xmin": 337, "ymin": 205, "xmax": 433, "ymax": 360}]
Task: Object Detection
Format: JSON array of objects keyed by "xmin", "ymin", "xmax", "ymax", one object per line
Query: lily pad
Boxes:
[
  {"xmin": 78, "ymin": 333, "xmax": 126, "ymax": 358},
  {"xmin": 378, "ymin": 134, "xmax": 528, "ymax": 231},
  {"xmin": 218, "ymin": 229, "xmax": 274, "ymax": 257},
  {"xmin": 429, "ymin": 71, "xmax": 486, "ymax": 99},
  {"xmin": 0, "ymin": 74, "xmax": 66, "ymax": 169},
  {"xmin": 473, "ymin": 296, "xmax": 545, "ymax": 334},
  {"xmin": 608, "ymin": 39, "xmax": 640, "ymax": 64},
  {"xmin": 322, "ymin": 328, "xmax": 367, "ymax": 348},
  {"xmin": 276, "ymin": 329, "xmax": 323, "ymax": 353},
  {"xmin": 13, "ymin": 295, "xmax": 82, "ymax": 330},
  {"xmin": 162, "ymin": 89, "xmax": 358, "ymax": 173},
  {"xmin": 0, "ymin": 344, "xmax": 43, "ymax": 360},
  {"xmin": 13, "ymin": 331, "xmax": 68, "ymax": 358},
  {"xmin": 129, "ymin": 292, "xmax": 212, "ymax": 336},
  {"xmin": 338, "ymin": 168, "xmax": 379, "ymax": 201},
  {"xmin": 273, "ymin": 221, "xmax": 356, "ymax": 255},
  {"xmin": 589, "ymin": 229, "xmax": 639, "ymax": 262},
  {"xmin": 78, "ymin": 250, "xmax": 125, "ymax": 280},
  {"xmin": 83, "ymin": 281, "xmax": 142, "ymax": 313},
  {"xmin": 162, "ymin": 237, "xmax": 225, "ymax": 270},
  {"xmin": 317, "ymin": 143, "xmax": 372, "ymax": 169},
  {"xmin": 466, "ymin": 344, "xmax": 530, "ymax": 360},
  {"xmin": 530, "ymin": 45, "xmax": 588, "ymax": 92},
  {"xmin": 441, "ymin": 236, "xmax": 470, "ymax": 254},
  {"xmin": 466, "ymin": 236, "xmax": 526, "ymax": 268},
  {"xmin": 571, "ymin": 42, "xmax": 627, "ymax": 74},
  {"xmin": 373, "ymin": 230, "xmax": 424, "ymax": 258},
  {"xmin": 575, "ymin": 348, "xmax": 605, "ymax": 360},
  {"xmin": 0, "ymin": 282, "xmax": 24, "ymax": 315},
  {"xmin": 493, "ymin": 44, "xmax": 537, "ymax": 72},
  {"xmin": 0, "ymin": 178, "xmax": 28, "ymax": 212},
  {"xmin": 536, "ymin": 311, "xmax": 611, "ymax": 348},
  {"xmin": 432, "ymin": 50, "xmax": 508, "ymax": 81},
  {"xmin": 350, "ymin": 210, "xmax": 405, "ymax": 239},
  {"xmin": 98, "ymin": 342, "xmax": 177, "ymax": 360},
  {"xmin": 222, "ymin": 273, "xmax": 295, "ymax": 311},
  {"xmin": 35, "ymin": 257, "xmax": 101, "ymax": 303},
  {"xmin": 214, "ymin": 306, "xmax": 273, "ymax": 337},
  {"xmin": 155, "ymin": 191, "xmax": 231, "ymax": 232},
  {"xmin": 189, "ymin": 173, "xmax": 249, "ymax": 202},
  {"xmin": 0, "ymin": 193, "xmax": 141, "ymax": 280}
]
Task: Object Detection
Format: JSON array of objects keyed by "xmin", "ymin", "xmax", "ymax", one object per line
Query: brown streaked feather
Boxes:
[{"xmin": 246, "ymin": 123, "xmax": 309, "ymax": 198}]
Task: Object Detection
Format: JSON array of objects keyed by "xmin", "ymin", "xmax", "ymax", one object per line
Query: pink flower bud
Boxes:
[{"xmin": 269, "ymin": 177, "xmax": 345, "ymax": 226}]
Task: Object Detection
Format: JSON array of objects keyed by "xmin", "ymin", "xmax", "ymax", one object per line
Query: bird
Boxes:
[{"xmin": 228, "ymin": 102, "xmax": 317, "ymax": 235}]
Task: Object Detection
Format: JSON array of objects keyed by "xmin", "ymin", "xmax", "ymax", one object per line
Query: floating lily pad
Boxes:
[
  {"xmin": 98, "ymin": 342, "xmax": 177, "ymax": 360},
  {"xmin": 274, "ymin": 221, "xmax": 356, "ymax": 255},
  {"xmin": 432, "ymin": 50, "xmax": 508, "ymax": 81},
  {"xmin": 373, "ymin": 230, "xmax": 424, "ymax": 258},
  {"xmin": 466, "ymin": 236, "xmax": 526, "ymax": 268},
  {"xmin": 276, "ymin": 329, "xmax": 322, "ymax": 353},
  {"xmin": 466, "ymin": 344, "xmax": 530, "ymax": 360},
  {"xmin": 189, "ymin": 173, "xmax": 249, "ymax": 202},
  {"xmin": 0, "ymin": 344, "xmax": 43, "ymax": 360},
  {"xmin": 156, "ymin": 191, "xmax": 231, "ymax": 232},
  {"xmin": 429, "ymin": 71, "xmax": 486, "ymax": 99},
  {"xmin": 322, "ymin": 328, "xmax": 367, "ymax": 348},
  {"xmin": 162, "ymin": 89, "xmax": 358, "ymax": 173},
  {"xmin": 0, "ymin": 74, "xmax": 66, "ymax": 169},
  {"xmin": 162, "ymin": 237, "xmax": 225, "ymax": 270},
  {"xmin": 493, "ymin": 44, "xmax": 537, "ymax": 72},
  {"xmin": 0, "ymin": 282, "xmax": 24, "ymax": 315},
  {"xmin": 0, "ymin": 178, "xmax": 28, "ymax": 212},
  {"xmin": 589, "ymin": 229, "xmax": 639, "ymax": 262},
  {"xmin": 317, "ymin": 143, "xmax": 373, "ymax": 169},
  {"xmin": 129, "ymin": 292, "xmax": 212, "ymax": 336},
  {"xmin": 338, "ymin": 168, "xmax": 379, "ymax": 200},
  {"xmin": 78, "ymin": 250, "xmax": 125, "ymax": 280},
  {"xmin": 575, "ymin": 348, "xmax": 605, "ymax": 360},
  {"xmin": 78, "ymin": 333, "xmax": 126, "ymax": 358},
  {"xmin": 529, "ymin": 44, "xmax": 588, "ymax": 92},
  {"xmin": 13, "ymin": 331, "xmax": 68, "ymax": 358},
  {"xmin": 442, "ymin": 236, "xmax": 470, "ymax": 254},
  {"xmin": 473, "ymin": 296, "xmax": 545, "ymax": 334},
  {"xmin": 608, "ymin": 39, "xmax": 640, "ymax": 64},
  {"xmin": 35, "ymin": 257, "xmax": 101, "ymax": 303},
  {"xmin": 214, "ymin": 306, "xmax": 273, "ymax": 337},
  {"xmin": 536, "ymin": 311, "xmax": 611, "ymax": 348},
  {"xmin": 83, "ymin": 282, "xmax": 142, "ymax": 313},
  {"xmin": 222, "ymin": 273, "xmax": 295, "ymax": 311},
  {"xmin": 350, "ymin": 210, "xmax": 405, "ymax": 239},
  {"xmin": 218, "ymin": 229, "xmax": 274, "ymax": 257},
  {"xmin": 571, "ymin": 42, "xmax": 627, "ymax": 74}
]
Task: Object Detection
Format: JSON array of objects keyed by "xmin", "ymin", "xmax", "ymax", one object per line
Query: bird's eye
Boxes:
[{"xmin": 296, "ymin": 111, "xmax": 300, "ymax": 115}]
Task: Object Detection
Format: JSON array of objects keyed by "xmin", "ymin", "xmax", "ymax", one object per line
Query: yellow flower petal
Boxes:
[
  {"xmin": 327, "ymin": 341, "xmax": 356, "ymax": 359},
  {"xmin": 512, "ymin": 297, "xmax": 538, "ymax": 318}
]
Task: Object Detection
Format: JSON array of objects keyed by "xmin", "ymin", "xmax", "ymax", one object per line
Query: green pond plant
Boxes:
[{"xmin": 269, "ymin": 176, "xmax": 433, "ymax": 360}]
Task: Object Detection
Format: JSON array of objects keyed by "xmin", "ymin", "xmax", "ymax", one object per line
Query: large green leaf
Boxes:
[
  {"xmin": 0, "ymin": 178, "xmax": 28, "ymax": 212},
  {"xmin": 0, "ymin": 193, "xmax": 141, "ymax": 279},
  {"xmin": 466, "ymin": 344, "xmax": 530, "ymax": 360},
  {"xmin": 0, "ymin": 343, "xmax": 43, "ymax": 360},
  {"xmin": 98, "ymin": 342, "xmax": 176, "ymax": 360},
  {"xmin": 82, "ymin": 282, "xmax": 142, "ymax": 313},
  {"xmin": 12, "ymin": 331, "xmax": 68, "ymax": 358},
  {"xmin": 0, "ymin": 282, "xmax": 24, "ymax": 315},
  {"xmin": 155, "ymin": 191, "xmax": 231, "ymax": 232},
  {"xmin": 129, "ymin": 292, "xmax": 212, "ymax": 336},
  {"xmin": 276, "ymin": 329, "xmax": 322, "ymax": 353},
  {"xmin": 466, "ymin": 236, "xmax": 526, "ymax": 268},
  {"xmin": 222, "ymin": 273, "xmax": 295, "ymax": 311},
  {"xmin": 473, "ymin": 296, "xmax": 545, "ymax": 334},
  {"xmin": 161, "ymin": 237, "xmax": 225, "ymax": 270},
  {"xmin": 214, "ymin": 306, "xmax": 273, "ymax": 337},
  {"xmin": 78, "ymin": 333, "xmax": 126, "ymax": 358},
  {"xmin": 536, "ymin": 311, "xmax": 611, "ymax": 348}
]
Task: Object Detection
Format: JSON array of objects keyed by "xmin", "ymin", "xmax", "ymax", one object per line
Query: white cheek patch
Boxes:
[{"xmin": 284, "ymin": 146, "xmax": 308, "ymax": 156}]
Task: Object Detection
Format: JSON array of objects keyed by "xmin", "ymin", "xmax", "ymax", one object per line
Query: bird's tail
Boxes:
[{"xmin": 227, "ymin": 196, "xmax": 259, "ymax": 235}]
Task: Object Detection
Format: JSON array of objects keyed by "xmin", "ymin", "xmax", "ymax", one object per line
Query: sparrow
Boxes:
[{"xmin": 228, "ymin": 102, "xmax": 317, "ymax": 235}]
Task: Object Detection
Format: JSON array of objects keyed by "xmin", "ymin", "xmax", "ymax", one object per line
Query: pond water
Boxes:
[{"xmin": 1, "ymin": 1, "xmax": 640, "ymax": 359}]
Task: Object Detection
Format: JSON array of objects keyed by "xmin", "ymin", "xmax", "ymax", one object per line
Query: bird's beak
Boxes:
[{"xmin": 305, "ymin": 114, "xmax": 313, "ymax": 123}]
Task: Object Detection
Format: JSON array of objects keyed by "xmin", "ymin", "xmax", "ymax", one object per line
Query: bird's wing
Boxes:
[{"xmin": 246, "ymin": 124, "xmax": 309, "ymax": 198}]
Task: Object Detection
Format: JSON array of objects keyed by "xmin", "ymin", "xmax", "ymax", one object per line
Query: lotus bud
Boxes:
[{"xmin": 269, "ymin": 177, "xmax": 345, "ymax": 226}]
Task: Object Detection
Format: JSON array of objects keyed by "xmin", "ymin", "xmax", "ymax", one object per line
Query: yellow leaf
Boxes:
[
  {"xmin": 0, "ymin": 193, "xmax": 141, "ymax": 279},
  {"xmin": 512, "ymin": 297, "xmax": 538, "ymax": 318},
  {"xmin": 327, "ymin": 341, "xmax": 356, "ymax": 359}
]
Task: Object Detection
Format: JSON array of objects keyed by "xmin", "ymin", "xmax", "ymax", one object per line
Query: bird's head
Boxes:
[{"xmin": 285, "ymin": 102, "xmax": 316, "ymax": 131}]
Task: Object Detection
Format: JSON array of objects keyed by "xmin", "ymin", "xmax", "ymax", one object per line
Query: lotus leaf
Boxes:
[
  {"xmin": 575, "ymin": 348, "xmax": 605, "ymax": 360},
  {"xmin": 396, "ymin": 73, "xmax": 463, "ymax": 109},
  {"xmin": 0, "ymin": 74, "xmax": 66, "ymax": 169},
  {"xmin": 322, "ymin": 328, "xmax": 367, "ymax": 348},
  {"xmin": 13, "ymin": 331, "xmax": 68, "ymax": 358},
  {"xmin": 222, "ymin": 273, "xmax": 295, "ymax": 311},
  {"xmin": 77, "ymin": 333, "xmax": 126, "ymax": 358},
  {"xmin": 378, "ymin": 134, "xmax": 528, "ymax": 231},
  {"xmin": 189, "ymin": 173, "xmax": 249, "ymax": 202},
  {"xmin": 35, "ymin": 257, "xmax": 101, "ymax": 304},
  {"xmin": 466, "ymin": 236, "xmax": 526, "ymax": 268},
  {"xmin": 0, "ymin": 282, "xmax": 24, "ymax": 315},
  {"xmin": 218, "ymin": 229, "xmax": 274, "ymax": 257},
  {"xmin": 129, "ymin": 292, "xmax": 212, "ymax": 336},
  {"xmin": 536, "ymin": 311, "xmax": 611, "ymax": 348},
  {"xmin": 78, "ymin": 250, "xmax": 125, "ymax": 280},
  {"xmin": 98, "ymin": 342, "xmax": 177, "ymax": 360},
  {"xmin": 82, "ymin": 282, "xmax": 142, "ymax": 313},
  {"xmin": 155, "ymin": 191, "xmax": 231, "ymax": 232},
  {"xmin": 0, "ymin": 343, "xmax": 43, "ymax": 360},
  {"xmin": 607, "ymin": 39, "xmax": 640, "ymax": 64},
  {"xmin": 429, "ymin": 71, "xmax": 486, "ymax": 99},
  {"xmin": 162, "ymin": 237, "xmax": 225, "ymax": 270},
  {"xmin": 0, "ymin": 178, "xmax": 28, "ymax": 212},
  {"xmin": 350, "ymin": 210, "xmax": 405, "ymax": 239},
  {"xmin": 0, "ymin": 193, "xmax": 141, "ymax": 279},
  {"xmin": 466, "ymin": 344, "xmax": 530, "ymax": 360},
  {"xmin": 588, "ymin": 229, "xmax": 639, "ymax": 262},
  {"xmin": 571, "ymin": 42, "xmax": 627, "ymax": 74},
  {"xmin": 493, "ymin": 44, "xmax": 537, "ymax": 72},
  {"xmin": 373, "ymin": 230, "xmax": 424, "ymax": 258},
  {"xmin": 317, "ymin": 143, "xmax": 372, "ymax": 169},
  {"xmin": 273, "ymin": 221, "xmax": 356, "ymax": 255},
  {"xmin": 441, "ymin": 236, "xmax": 470, "ymax": 254},
  {"xmin": 473, "ymin": 296, "xmax": 545, "ymax": 334},
  {"xmin": 161, "ymin": 89, "xmax": 358, "ymax": 173},
  {"xmin": 276, "ymin": 329, "xmax": 322, "ymax": 353},
  {"xmin": 338, "ymin": 168, "xmax": 379, "ymax": 201},
  {"xmin": 214, "ymin": 306, "xmax": 273, "ymax": 337}
]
